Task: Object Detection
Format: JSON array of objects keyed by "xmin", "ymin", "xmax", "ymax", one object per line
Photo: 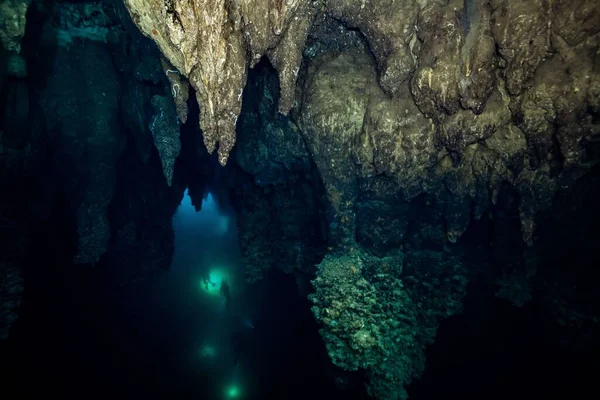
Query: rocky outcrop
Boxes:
[
  {"xmin": 0, "ymin": 0, "xmax": 31, "ymax": 78},
  {"xmin": 310, "ymin": 240, "xmax": 471, "ymax": 400},
  {"xmin": 293, "ymin": 2, "xmax": 600, "ymax": 397},
  {"xmin": 324, "ymin": 0, "xmax": 419, "ymax": 97},
  {"xmin": 231, "ymin": 61, "xmax": 326, "ymax": 282},
  {"xmin": 28, "ymin": 0, "xmax": 182, "ymax": 264},
  {"xmin": 297, "ymin": 0, "xmax": 599, "ymax": 246},
  {"xmin": 117, "ymin": 1, "xmax": 599, "ymax": 397},
  {"xmin": 2, "ymin": 0, "xmax": 597, "ymax": 397},
  {"xmin": 39, "ymin": 38, "xmax": 122, "ymax": 264},
  {"xmin": 150, "ymin": 95, "xmax": 181, "ymax": 186},
  {"xmin": 123, "ymin": 0, "xmax": 317, "ymax": 165},
  {"xmin": 123, "ymin": 0, "xmax": 600, "ymax": 245}
]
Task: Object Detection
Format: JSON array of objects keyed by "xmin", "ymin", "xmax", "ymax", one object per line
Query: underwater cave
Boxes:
[{"xmin": 1, "ymin": 1, "xmax": 600, "ymax": 399}]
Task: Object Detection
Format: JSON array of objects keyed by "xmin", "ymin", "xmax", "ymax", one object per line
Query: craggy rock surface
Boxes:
[
  {"xmin": 2, "ymin": 0, "xmax": 599, "ymax": 398},
  {"xmin": 28, "ymin": 0, "xmax": 182, "ymax": 265},
  {"xmin": 124, "ymin": 0, "xmax": 317, "ymax": 165},
  {"xmin": 311, "ymin": 243, "xmax": 470, "ymax": 400},
  {"xmin": 150, "ymin": 94, "xmax": 181, "ymax": 186},
  {"xmin": 0, "ymin": 0, "xmax": 31, "ymax": 77},
  {"xmin": 293, "ymin": 2, "xmax": 600, "ymax": 398},
  {"xmin": 325, "ymin": 0, "xmax": 419, "ymax": 97},
  {"xmin": 123, "ymin": 0, "xmax": 600, "ymax": 246},
  {"xmin": 115, "ymin": 1, "xmax": 600, "ymax": 398},
  {"xmin": 231, "ymin": 61, "xmax": 327, "ymax": 283},
  {"xmin": 1, "ymin": 0, "xmax": 184, "ymax": 337},
  {"xmin": 0, "ymin": 0, "xmax": 30, "ymax": 52}
]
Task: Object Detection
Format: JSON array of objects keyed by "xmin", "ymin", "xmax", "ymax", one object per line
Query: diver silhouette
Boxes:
[{"xmin": 220, "ymin": 279, "xmax": 231, "ymax": 310}]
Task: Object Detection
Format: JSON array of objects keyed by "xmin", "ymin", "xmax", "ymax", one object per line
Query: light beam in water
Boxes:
[{"xmin": 199, "ymin": 267, "xmax": 231, "ymax": 297}]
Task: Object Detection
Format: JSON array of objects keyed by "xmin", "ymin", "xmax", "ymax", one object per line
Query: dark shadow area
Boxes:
[
  {"xmin": 0, "ymin": 142, "xmax": 365, "ymax": 399},
  {"xmin": 408, "ymin": 287, "xmax": 599, "ymax": 400},
  {"xmin": 408, "ymin": 166, "xmax": 600, "ymax": 400}
]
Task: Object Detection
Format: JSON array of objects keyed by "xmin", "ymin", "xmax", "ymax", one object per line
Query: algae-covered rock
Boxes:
[
  {"xmin": 0, "ymin": 0, "xmax": 30, "ymax": 53},
  {"xmin": 311, "ymin": 247, "xmax": 470, "ymax": 400}
]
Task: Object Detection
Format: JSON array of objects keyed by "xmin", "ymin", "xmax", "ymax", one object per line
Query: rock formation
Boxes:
[
  {"xmin": 1, "ymin": 0, "xmax": 599, "ymax": 398},
  {"xmin": 124, "ymin": 0, "xmax": 316, "ymax": 165}
]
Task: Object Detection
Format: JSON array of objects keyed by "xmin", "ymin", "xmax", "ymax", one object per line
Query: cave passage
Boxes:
[
  {"xmin": 162, "ymin": 189, "xmax": 369, "ymax": 399},
  {"xmin": 2, "ymin": 1, "xmax": 600, "ymax": 399},
  {"xmin": 0, "ymin": 179, "xmax": 365, "ymax": 400}
]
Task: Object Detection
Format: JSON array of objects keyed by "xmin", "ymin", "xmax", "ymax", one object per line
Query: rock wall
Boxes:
[
  {"xmin": 296, "ymin": 4, "xmax": 600, "ymax": 396},
  {"xmin": 229, "ymin": 61, "xmax": 327, "ymax": 283},
  {"xmin": 0, "ymin": 0, "xmax": 184, "ymax": 335},
  {"xmin": 123, "ymin": 0, "xmax": 600, "ymax": 246},
  {"xmin": 215, "ymin": 2, "xmax": 599, "ymax": 398},
  {"xmin": 30, "ymin": 0, "xmax": 181, "ymax": 265}
]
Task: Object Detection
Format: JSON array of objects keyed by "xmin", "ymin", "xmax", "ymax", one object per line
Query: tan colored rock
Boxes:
[
  {"xmin": 491, "ymin": 0, "xmax": 551, "ymax": 96},
  {"xmin": 325, "ymin": 0, "xmax": 419, "ymax": 96},
  {"xmin": 124, "ymin": 0, "xmax": 316, "ymax": 165},
  {"xmin": 298, "ymin": 48, "xmax": 371, "ymax": 246},
  {"xmin": 457, "ymin": 0, "xmax": 496, "ymax": 113},
  {"xmin": 358, "ymin": 82, "xmax": 437, "ymax": 199},
  {"xmin": 440, "ymin": 86, "xmax": 512, "ymax": 153},
  {"xmin": 411, "ymin": 1, "xmax": 462, "ymax": 116},
  {"xmin": 513, "ymin": 28, "xmax": 600, "ymax": 242},
  {"xmin": 552, "ymin": 0, "xmax": 600, "ymax": 47},
  {"xmin": 412, "ymin": 0, "xmax": 497, "ymax": 117},
  {"xmin": 161, "ymin": 57, "xmax": 190, "ymax": 124}
]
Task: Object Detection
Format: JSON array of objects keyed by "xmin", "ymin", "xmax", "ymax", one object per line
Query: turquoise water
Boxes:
[{"xmin": 149, "ymin": 190, "xmax": 253, "ymax": 399}]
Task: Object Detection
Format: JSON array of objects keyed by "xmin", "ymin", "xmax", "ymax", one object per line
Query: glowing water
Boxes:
[{"xmin": 166, "ymin": 189, "xmax": 252, "ymax": 398}]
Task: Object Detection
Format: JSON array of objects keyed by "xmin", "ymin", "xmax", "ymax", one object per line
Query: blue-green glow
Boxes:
[
  {"xmin": 225, "ymin": 385, "xmax": 241, "ymax": 399},
  {"xmin": 199, "ymin": 268, "xmax": 231, "ymax": 297},
  {"xmin": 199, "ymin": 344, "xmax": 216, "ymax": 358}
]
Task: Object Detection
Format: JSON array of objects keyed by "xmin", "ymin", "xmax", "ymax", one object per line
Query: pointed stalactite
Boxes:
[{"xmin": 124, "ymin": 0, "xmax": 316, "ymax": 165}]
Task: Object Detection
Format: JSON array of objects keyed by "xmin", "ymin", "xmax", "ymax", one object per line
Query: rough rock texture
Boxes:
[
  {"xmin": 2, "ymin": 0, "xmax": 597, "ymax": 397},
  {"xmin": 231, "ymin": 61, "xmax": 326, "ymax": 282},
  {"xmin": 28, "ymin": 0, "xmax": 183, "ymax": 264},
  {"xmin": 39, "ymin": 39, "xmax": 121, "ymax": 264},
  {"xmin": 325, "ymin": 0, "xmax": 419, "ymax": 97},
  {"xmin": 161, "ymin": 57, "xmax": 190, "ymax": 123},
  {"xmin": 117, "ymin": 0, "xmax": 599, "ymax": 244},
  {"xmin": 412, "ymin": 0, "xmax": 496, "ymax": 116},
  {"xmin": 310, "ymin": 243, "xmax": 470, "ymax": 400},
  {"xmin": 124, "ymin": 0, "xmax": 317, "ymax": 165},
  {"xmin": 150, "ymin": 94, "xmax": 181, "ymax": 186},
  {"xmin": 296, "ymin": 0, "xmax": 600, "ymax": 247},
  {"xmin": 292, "ymin": 3, "xmax": 600, "ymax": 398},
  {"xmin": 0, "ymin": 0, "xmax": 31, "ymax": 79},
  {"xmin": 0, "ymin": 0, "xmax": 30, "ymax": 53}
]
